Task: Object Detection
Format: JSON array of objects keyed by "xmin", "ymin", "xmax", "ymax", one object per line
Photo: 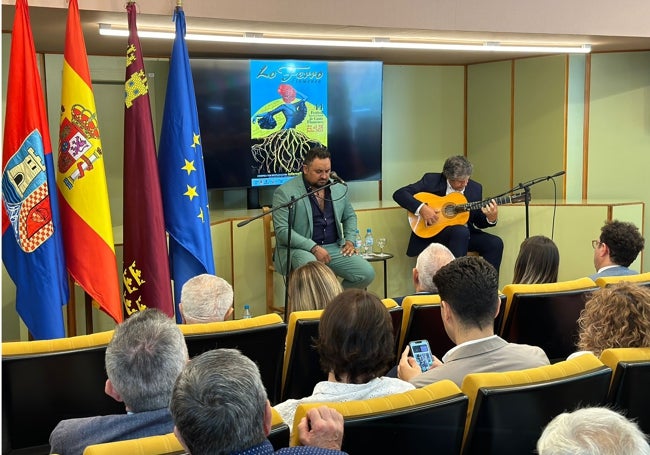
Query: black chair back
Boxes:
[
  {"xmin": 501, "ymin": 288, "xmax": 596, "ymax": 363},
  {"xmin": 184, "ymin": 323, "xmax": 287, "ymax": 405},
  {"xmin": 607, "ymin": 360, "xmax": 650, "ymax": 434},
  {"xmin": 401, "ymin": 303, "xmax": 453, "ymax": 360},
  {"xmin": 281, "ymin": 318, "xmax": 325, "ymax": 401},
  {"xmin": 2, "ymin": 346, "xmax": 122, "ymax": 455},
  {"xmin": 462, "ymin": 366, "xmax": 612, "ymax": 455}
]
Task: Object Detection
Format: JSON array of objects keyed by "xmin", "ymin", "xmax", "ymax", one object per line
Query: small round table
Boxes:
[{"xmin": 362, "ymin": 253, "xmax": 394, "ymax": 298}]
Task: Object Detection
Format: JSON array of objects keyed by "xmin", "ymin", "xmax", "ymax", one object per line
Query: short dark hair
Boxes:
[
  {"xmin": 303, "ymin": 146, "xmax": 331, "ymax": 166},
  {"xmin": 433, "ymin": 256, "xmax": 499, "ymax": 330},
  {"xmin": 599, "ymin": 220, "xmax": 645, "ymax": 267},
  {"xmin": 442, "ymin": 155, "xmax": 473, "ymax": 180},
  {"xmin": 316, "ymin": 289, "xmax": 395, "ymax": 383}
]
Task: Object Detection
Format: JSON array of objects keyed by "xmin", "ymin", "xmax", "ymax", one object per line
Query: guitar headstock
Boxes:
[{"xmin": 510, "ymin": 192, "xmax": 531, "ymax": 204}]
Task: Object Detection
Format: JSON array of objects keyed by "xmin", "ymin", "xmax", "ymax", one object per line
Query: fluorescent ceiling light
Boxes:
[{"xmin": 98, "ymin": 23, "xmax": 591, "ymax": 54}]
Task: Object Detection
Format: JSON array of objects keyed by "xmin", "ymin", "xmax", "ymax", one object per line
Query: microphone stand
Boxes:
[
  {"xmin": 237, "ymin": 179, "xmax": 341, "ymax": 321},
  {"xmin": 494, "ymin": 172, "xmax": 564, "ymax": 239}
]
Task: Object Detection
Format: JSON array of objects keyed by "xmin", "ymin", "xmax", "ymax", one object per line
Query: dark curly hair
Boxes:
[
  {"xmin": 433, "ymin": 256, "xmax": 499, "ymax": 331},
  {"xmin": 599, "ymin": 220, "xmax": 645, "ymax": 267},
  {"xmin": 316, "ymin": 289, "xmax": 395, "ymax": 384}
]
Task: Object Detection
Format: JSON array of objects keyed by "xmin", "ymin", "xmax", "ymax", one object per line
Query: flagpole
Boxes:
[{"xmin": 66, "ymin": 276, "xmax": 77, "ymax": 336}]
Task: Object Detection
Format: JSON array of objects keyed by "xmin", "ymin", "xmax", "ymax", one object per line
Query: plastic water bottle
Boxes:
[
  {"xmin": 364, "ymin": 228, "xmax": 374, "ymax": 255},
  {"xmin": 242, "ymin": 304, "xmax": 252, "ymax": 319},
  {"xmin": 354, "ymin": 229, "xmax": 363, "ymax": 252}
]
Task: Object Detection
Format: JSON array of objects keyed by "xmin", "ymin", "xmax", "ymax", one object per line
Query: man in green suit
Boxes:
[{"xmin": 272, "ymin": 147, "xmax": 374, "ymax": 289}]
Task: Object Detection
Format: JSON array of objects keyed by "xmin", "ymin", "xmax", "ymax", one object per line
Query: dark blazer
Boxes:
[{"xmin": 393, "ymin": 173, "xmax": 492, "ymax": 256}]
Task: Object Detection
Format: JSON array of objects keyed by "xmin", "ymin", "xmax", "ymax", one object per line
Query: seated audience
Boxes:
[
  {"xmin": 512, "ymin": 235, "xmax": 559, "ymax": 284},
  {"xmin": 180, "ymin": 274, "xmax": 234, "ymax": 323},
  {"xmin": 590, "ymin": 220, "xmax": 644, "ymax": 280},
  {"xmin": 49, "ymin": 309, "xmax": 188, "ymax": 455},
  {"xmin": 537, "ymin": 407, "xmax": 650, "ymax": 455},
  {"xmin": 274, "ymin": 289, "xmax": 414, "ymax": 427},
  {"xmin": 288, "ymin": 261, "xmax": 343, "ymax": 317},
  {"xmin": 398, "ymin": 256, "xmax": 549, "ymax": 388},
  {"xmin": 170, "ymin": 349, "xmax": 347, "ymax": 455},
  {"xmin": 393, "ymin": 242, "xmax": 454, "ymax": 305},
  {"xmin": 571, "ymin": 282, "xmax": 650, "ymax": 358}
]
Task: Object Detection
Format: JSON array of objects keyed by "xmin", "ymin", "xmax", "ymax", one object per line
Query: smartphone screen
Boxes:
[{"xmin": 409, "ymin": 339, "xmax": 434, "ymax": 372}]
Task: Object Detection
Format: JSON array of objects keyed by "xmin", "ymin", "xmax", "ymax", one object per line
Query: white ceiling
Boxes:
[{"xmin": 2, "ymin": 3, "xmax": 650, "ymax": 65}]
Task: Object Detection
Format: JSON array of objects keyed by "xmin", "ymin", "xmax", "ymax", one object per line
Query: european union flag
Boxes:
[{"xmin": 158, "ymin": 6, "xmax": 215, "ymax": 322}]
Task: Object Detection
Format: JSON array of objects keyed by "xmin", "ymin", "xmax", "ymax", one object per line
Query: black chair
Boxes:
[
  {"xmin": 461, "ymin": 353, "xmax": 612, "ymax": 455},
  {"xmin": 398, "ymin": 295, "xmax": 453, "ymax": 360},
  {"xmin": 292, "ymin": 380, "xmax": 468, "ymax": 454},
  {"xmin": 500, "ymin": 278, "xmax": 598, "ymax": 363},
  {"xmin": 2, "ymin": 345, "xmax": 122, "ymax": 455},
  {"xmin": 600, "ymin": 347, "xmax": 650, "ymax": 435},
  {"xmin": 382, "ymin": 298, "xmax": 404, "ymax": 359},
  {"xmin": 281, "ymin": 310, "xmax": 324, "ymax": 401},
  {"xmin": 180, "ymin": 314, "xmax": 287, "ymax": 405}
]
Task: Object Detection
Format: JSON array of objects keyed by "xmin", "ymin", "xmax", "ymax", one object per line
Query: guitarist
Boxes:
[{"xmin": 393, "ymin": 155, "xmax": 503, "ymax": 273}]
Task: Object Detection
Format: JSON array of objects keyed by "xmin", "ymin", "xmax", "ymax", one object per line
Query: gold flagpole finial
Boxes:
[{"xmin": 177, "ymin": 0, "xmax": 182, "ymax": 7}]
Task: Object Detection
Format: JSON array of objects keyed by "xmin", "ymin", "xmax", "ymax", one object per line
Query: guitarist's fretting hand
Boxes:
[
  {"xmin": 481, "ymin": 199, "xmax": 499, "ymax": 223},
  {"xmin": 420, "ymin": 204, "xmax": 441, "ymax": 227}
]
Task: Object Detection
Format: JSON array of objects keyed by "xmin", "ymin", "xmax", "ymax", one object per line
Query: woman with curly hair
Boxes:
[
  {"xmin": 573, "ymin": 282, "xmax": 650, "ymax": 357},
  {"xmin": 274, "ymin": 289, "xmax": 414, "ymax": 427}
]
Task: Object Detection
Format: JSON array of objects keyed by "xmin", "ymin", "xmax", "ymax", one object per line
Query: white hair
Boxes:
[
  {"xmin": 415, "ymin": 243, "xmax": 455, "ymax": 292},
  {"xmin": 180, "ymin": 274, "xmax": 234, "ymax": 323},
  {"xmin": 537, "ymin": 407, "xmax": 650, "ymax": 455}
]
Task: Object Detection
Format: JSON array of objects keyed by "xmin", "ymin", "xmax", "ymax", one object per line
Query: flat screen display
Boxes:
[{"xmin": 191, "ymin": 59, "xmax": 383, "ymax": 189}]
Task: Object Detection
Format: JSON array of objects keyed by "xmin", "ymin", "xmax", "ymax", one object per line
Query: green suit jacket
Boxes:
[{"xmin": 271, "ymin": 175, "xmax": 357, "ymax": 272}]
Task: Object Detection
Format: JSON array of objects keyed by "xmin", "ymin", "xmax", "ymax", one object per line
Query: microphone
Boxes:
[
  {"xmin": 548, "ymin": 170, "xmax": 565, "ymax": 180},
  {"xmin": 330, "ymin": 171, "xmax": 347, "ymax": 186}
]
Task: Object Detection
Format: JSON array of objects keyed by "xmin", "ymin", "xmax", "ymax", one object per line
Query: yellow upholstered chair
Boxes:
[
  {"xmin": 460, "ymin": 353, "xmax": 611, "ymax": 455},
  {"xmin": 82, "ymin": 408, "xmax": 290, "ymax": 454},
  {"xmin": 500, "ymin": 277, "xmax": 598, "ymax": 362},
  {"xmin": 291, "ymin": 380, "xmax": 468, "ymax": 453},
  {"xmin": 382, "ymin": 298, "xmax": 403, "ymax": 357},
  {"xmin": 281, "ymin": 309, "xmax": 324, "ymax": 401},
  {"xmin": 2, "ymin": 330, "xmax": 120, "ymax": 454},
  {"xmin": 595, "ymin": 271, "xmax": 650, "ymax": 288},
  {"xmin": 180, "ymin": 314, "xmax": 286, "ymax": 404},
  {"xmin": 600, "ymin": 347, "xmax": 650, "ymax": 434},
  {"xmin": 263, "ymin": 206, "xmax": 285, "ymax": 315}
]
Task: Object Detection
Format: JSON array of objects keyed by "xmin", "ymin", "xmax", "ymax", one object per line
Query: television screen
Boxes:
[{"xmin": 191, "ymin": 59, "xmax": 383, "ymax": 190}]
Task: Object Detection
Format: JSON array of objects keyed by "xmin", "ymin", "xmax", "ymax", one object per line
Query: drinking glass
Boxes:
[{"xmin": 377, "ymin": 237, "xmax": 387, "ymax": 256}]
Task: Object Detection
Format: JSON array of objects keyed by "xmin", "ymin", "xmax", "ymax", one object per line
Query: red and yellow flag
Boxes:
[{"xmin": 56, "ymin": 0, "xmax": 122, "ymax": 323}]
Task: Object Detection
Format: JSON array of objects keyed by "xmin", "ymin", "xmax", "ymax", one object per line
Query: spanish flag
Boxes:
[
  {"xmin": 2, "ymin": 0, "xmax": 69, "ymax": 339},
  {"xmin": 56, "ymin": 0, "xmax": 122, "ymax": 323}
]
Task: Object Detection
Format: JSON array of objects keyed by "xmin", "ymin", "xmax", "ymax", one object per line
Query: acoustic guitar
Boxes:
[{"xmin": 408, "ymin": 191, "xmax": 528, "ymax": 238}]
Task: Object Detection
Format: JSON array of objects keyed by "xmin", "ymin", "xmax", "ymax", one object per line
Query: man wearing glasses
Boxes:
[
  {"xmin": 590, "ymin": 220, "xmax": 645, "ymax": 280},
  {"xmin": 393, "ymin": 155, "xmax": 503, "ymax": 273}
]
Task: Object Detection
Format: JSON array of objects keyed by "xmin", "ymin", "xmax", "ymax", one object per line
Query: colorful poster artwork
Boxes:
[{"xmin": 250, "ymin": 60, "xmax": 328, "ymax": 180}]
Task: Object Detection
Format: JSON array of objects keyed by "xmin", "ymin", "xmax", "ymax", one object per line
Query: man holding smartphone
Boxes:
[{"xmin": 398, "ymin": 256, "xmax": 549, "ymax": 388}]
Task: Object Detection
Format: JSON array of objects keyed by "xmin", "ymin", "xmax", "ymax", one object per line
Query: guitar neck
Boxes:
[{"xmin": 460, "ymin": 195, "xmax": 515, "ymax": 213}]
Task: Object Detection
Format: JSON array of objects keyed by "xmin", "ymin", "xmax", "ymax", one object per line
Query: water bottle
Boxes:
[
  {"xmin": 354, "ymin": 229, "xmax": 363, "ymax": 252},
  {"xmin": 364, "ymin": 228, "xmax": 374, "ymax": 255},
  {"xmin": 242, "ymin": 304, "xmax": 252, "ymax": 319}
]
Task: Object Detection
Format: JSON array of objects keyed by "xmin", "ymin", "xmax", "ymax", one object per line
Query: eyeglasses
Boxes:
[{"xmin": 592, "ymin": 239, "xmax": 602, "ymax": 249}]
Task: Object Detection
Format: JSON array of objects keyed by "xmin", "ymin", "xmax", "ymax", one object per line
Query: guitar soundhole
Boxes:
[{"xmin": 443, "ymin": 204, "xmax": 457, "ymax": 218}]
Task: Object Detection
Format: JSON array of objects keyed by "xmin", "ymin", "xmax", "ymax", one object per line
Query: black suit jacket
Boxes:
[{"xmin": 393, "ymin": 172, "xmax": 492, "ymax": 256}]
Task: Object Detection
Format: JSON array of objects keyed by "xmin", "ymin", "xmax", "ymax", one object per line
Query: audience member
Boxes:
[
  {"xmin": 398, "ymin": 256, "xmax": 549, "ymax": 388},
  {"xmin": 512, "ymin": 235, "xmax": 559, "ymax": 284},
  {"xmin": 572, "ymin": 282, "xmax": 650, "ymax": 358},
  {"xmin": 537, "ymin": 407, "xmax": 650, "ymax": 455},
  {"xmin": 274, "ymin": 289, "xmax": 414, "ymax": 427},
  {"xmin": 171, "ymin": 349, "xmax": 347, "ymax": 455},
  {"xmin": 393, "ymin": 243, "xmax": 454, "ymax": 305},
  {"xmin": 49, "ymin": 309, "xmax": 188, "ymax": 455},
  {"xmin": 590, "ymin": 220, "xmax": 645, "ymax": 280},
  {"xmin": 180, "ymin": 274, "xmax": 234, "ymax": 323},
  {"xmin": 288, "ymin": 261, "xmax": 343, "ymax": 316}
]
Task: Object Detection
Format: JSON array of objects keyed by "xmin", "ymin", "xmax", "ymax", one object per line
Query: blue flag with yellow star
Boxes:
[{"xmin": 158, "ymin": 6, "xmax": 215, "ymax": 322}]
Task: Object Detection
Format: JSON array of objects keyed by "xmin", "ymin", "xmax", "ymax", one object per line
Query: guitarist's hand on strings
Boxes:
[
  {"xmin": 481, "ymin": 199, "xmax": 499, "ymax": 224},
  {"xmin": 420, "ymin": 204, "xmax": 441, "ymax": 227}
]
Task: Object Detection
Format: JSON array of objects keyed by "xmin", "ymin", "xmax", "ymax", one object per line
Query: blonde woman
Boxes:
[
  {"xmin": 288, "ymin": 261, "xmax": 343, "ymax": 316},
  {"xmin": 574, "ymin": 282, "xmax": 650, "ymax": 357}
]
